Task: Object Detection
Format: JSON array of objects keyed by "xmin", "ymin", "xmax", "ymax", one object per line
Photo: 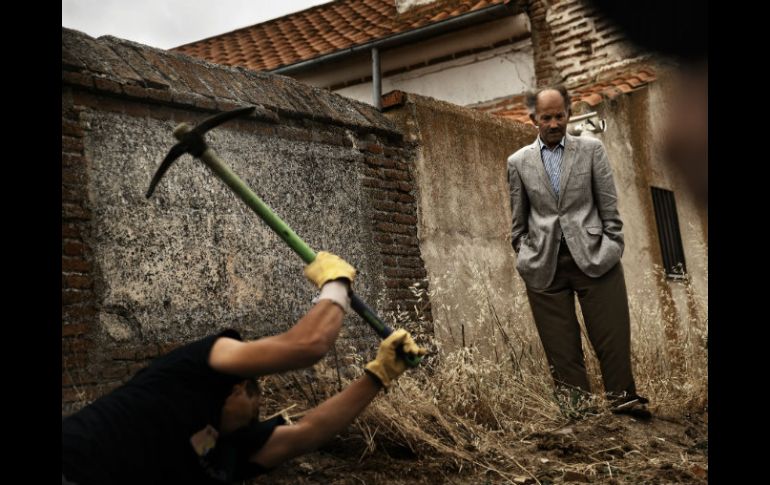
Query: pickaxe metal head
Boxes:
[{"xmin": 146, "ymin": 106, "xmax": 256, "ymax": 198}]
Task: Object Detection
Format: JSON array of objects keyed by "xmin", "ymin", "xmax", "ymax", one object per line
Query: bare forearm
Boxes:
[
  {"xmin": 295, "ymin": 374, "xmax": 382, "ymax": 451},
  {"xmin": 285, "ymin": 300, "xmax": 344, "ymax": 348},
  {"xmin": 208, "ymin": 300, "xmax": 344, "ymax": 376},
  {"xmin": 249, "ymin": 374, "xmax": 382, "ymax": 468}
]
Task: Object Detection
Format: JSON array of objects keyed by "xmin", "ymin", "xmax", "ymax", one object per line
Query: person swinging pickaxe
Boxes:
[{"xmin": 147, "ymin": 106, "xmax": 422, "ymax": 367}]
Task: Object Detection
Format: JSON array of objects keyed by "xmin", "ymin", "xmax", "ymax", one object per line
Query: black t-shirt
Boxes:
[{"xmin": 62, "ymin": 329, "xmax": 284, "ymax": 485}]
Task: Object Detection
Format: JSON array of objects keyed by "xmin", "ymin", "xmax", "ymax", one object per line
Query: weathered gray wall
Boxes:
[
  {"xmin": 62, "ymin": 28, "xmax": 426, "ymax": 413},
  {"xmin": 384, "ymin": 85, "xmax": 707, "ymax": 365},
  {"xmin": 386, "ymin": 93, "xmax": 539, "ymax": 354},
  {"xmin": 85, "ymin": 112, "xmax": 380, "ymax": 341},
  {"xmin": 584, "ymin": 74, "xmax": 708, "ymax": 364}
]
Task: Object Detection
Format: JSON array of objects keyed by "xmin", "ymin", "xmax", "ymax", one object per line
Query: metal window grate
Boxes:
[{"xmin": 650, "ymin": 187, "xmax": 687, "ymax": 278}]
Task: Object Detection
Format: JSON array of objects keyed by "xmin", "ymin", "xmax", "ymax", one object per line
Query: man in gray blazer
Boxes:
[{"xmin": 507, "ymin": 85, "xmax": 650, "ymax": 419}]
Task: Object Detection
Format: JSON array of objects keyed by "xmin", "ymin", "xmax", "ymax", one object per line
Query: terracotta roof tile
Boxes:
[
  {"xmin": 173, "ymin": 0, "xmax": 511, "ymax": 71},
  {"xmin": 474, "ymin": 66, "xmax": 658, "ymax": 124}
]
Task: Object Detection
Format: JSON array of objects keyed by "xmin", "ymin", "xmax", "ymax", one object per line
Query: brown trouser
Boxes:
[{"xmin": 525, "ymin": 239, "xmax": 637, "ymax": 398}]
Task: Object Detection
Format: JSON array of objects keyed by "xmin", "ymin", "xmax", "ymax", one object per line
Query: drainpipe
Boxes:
[
  {"xmin": 271, "ymin": 2, "xmax": 519, "ymax": 76},
  {"xmin": 372, "ymin": 47, "xmax": 382, "ymax": 110}
]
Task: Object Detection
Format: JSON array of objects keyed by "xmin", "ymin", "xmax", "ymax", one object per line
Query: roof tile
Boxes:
[
  {"xmin": 174, "ymin": 0, "xmax": 510, "ymax": 71},
  {"xmin": 474, "ymin": 66, "xmax": 658, "ymax": 124}
]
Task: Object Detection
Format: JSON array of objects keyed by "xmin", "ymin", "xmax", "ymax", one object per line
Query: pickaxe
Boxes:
[{"xmin": 147, "ymin": 106, "xmax": 422, "ymax": 367}]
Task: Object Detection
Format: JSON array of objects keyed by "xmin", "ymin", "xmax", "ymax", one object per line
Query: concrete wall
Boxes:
[
  {"xmin": 335, "ymin": 39, "xmax": 535, "ymax": 107},
  {"xmin": 526, "ymin": 0, "xmax": 648, "ymax": 86},
  {"xmin": 583, "ymin": 75, "xmax": 708, "ymax": 363},
  {"xmin": 386, "ymin": 93, "xmax": 539, "ymax": 354},
  {"xmin": 62, "ymin": 28, "xmax": 428, "ymax": 413},
  {"xmin": 385, "ymin": 86, "xmax": 707, "ymax": 364}
]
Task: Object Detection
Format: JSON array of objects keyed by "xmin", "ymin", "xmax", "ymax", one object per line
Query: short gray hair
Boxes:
[{"xmin": 525, "ymin": 85, "xmax": 572, "ymax": 116}]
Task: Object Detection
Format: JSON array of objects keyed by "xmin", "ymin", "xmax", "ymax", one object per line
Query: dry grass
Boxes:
[{"xmin": 261, "ymin": 249, "xmax": 708, "ymax": 484}]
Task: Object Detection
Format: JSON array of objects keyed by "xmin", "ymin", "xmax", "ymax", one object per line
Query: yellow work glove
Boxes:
[
  {"xmin": 365, "ymin": 329, "xmax": 427, "ymax": 389},
  {"xmin": 304, "ymin": 251, "xmax": 356, "ymax": 289}
]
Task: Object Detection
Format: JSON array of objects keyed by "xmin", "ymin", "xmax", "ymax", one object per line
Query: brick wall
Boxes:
[
  {"xmin": 360, "ymin": 140, "xmax": 429, "ymax": 320},
  {"xmin": 527, "ymin": 0, "xmax": 646, "ymax": 86},
  {"xmin": 61, "ymin": 28, "xmax": 430, "ymax": 414}
]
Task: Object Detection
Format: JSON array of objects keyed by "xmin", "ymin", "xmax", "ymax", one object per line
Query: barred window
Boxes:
[{"xmin": 650, "ymin": 187, "xmax": 687, "ymax": 279}]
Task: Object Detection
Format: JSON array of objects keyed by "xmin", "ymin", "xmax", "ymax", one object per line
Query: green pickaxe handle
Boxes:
[{"xmin": 173, "ymin": 125, "xmax": 422, "ymax": 367}]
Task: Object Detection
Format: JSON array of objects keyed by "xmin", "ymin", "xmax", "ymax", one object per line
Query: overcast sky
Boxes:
[{"xmin": 62, "ymin": 0, "xmax": 332, "ymax": 50}]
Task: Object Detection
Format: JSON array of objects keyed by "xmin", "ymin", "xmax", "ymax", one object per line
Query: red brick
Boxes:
[
  {"xmin": 93, "ymin": 77, "xmax": 124, "ymax": 95},
  {"xmin": 62, "ymin": 323, "xmax": 90, "ymax": 337},
  {"xmin": 384, "ymin": 169, "xmax": 410, "ymax": 181},
  {"xmin": 364, "ymin": 167, "xmax": 382, "ymax": 178},
  {"xmin": 101, "ymin": 364, "xmax": 129, "ymax": 380},
  {"xmin": 62, "ymin": 387, "xmax": 89, "ymax": 403},
  {"xmin": 384, "ymin": 268, "xmax": 413, "ymax": 278},
  {"xmin": 381, "ymin": 91, "xmax": 406, "ymax": 109},
  {"xmin": 61, "ymin": 223, "xmax": 80, "ymax": 238},
  {"xmin": 62, "ymin": 372, "xmax": 100, "ymax": 387},
  {"xmin": 62, "ymin": 257, "xmax": 91, "ymax": 273},
  {"xmin": 62, "ymin": 185, "xmax": 85, "ymax": 203},
  {"xmin": 62, "ymin": 136, "xmax": 84, "ymax": 153},
  {"xmin": 394, "ymin": 235, "xmax": 419, "ymax": 246},
  {"xmin": 399, "ymin": 256, "xmax": 424, "ymax": 268},
  {"xmin": 62, "ymin": 153, "xmax": 83, "ymax": 168},
  {"xmin": 62, "ymin": 353, "xmax": 89, "ymax": 368},
  {"xmin": 375, "ymin": 222, "xmax": 413, "ymax": 235},
  {"xmin": 372, "ymin": 200, "xmax": 396, "ymax": 212},
  {"xmin": 122, "ymin": 84, "xmax": 150, "ymax": 100},
  {"xmin": 378, "ymin": 244, "xmax": 420, "ymax": 256},
  {"xmin": 62, "ymin": 289, "xmax": 93, "ymax": 305},
  {"xmin": 394, "ymin": 202, "xmax": 415, "ymax": 215},
  {"xmin": 364, "ymin": 156, "xmax": 396, "ymax": 168},
  {"xmin": 62, "ymin": 202, "xmax": 90, "ymax": 220},
  {"xmin": 122, "ymin": 101, "xmax": 151, "ymax": 118},
  {"xmin": 136, "ymin": 345, "xmax": 161, "ymax": 359},
  {"xmin": 62, "ymin": 71, "xmax": 96, "ymax": 89},
  {"xmin": 372, "ymin": 233, "xmax": 393, "ymax": 244},
  {"xmin": 70, "ymin": 90, "xmax": 98, "ymax": 107},
  {"xmin": 384, "ymin": 279, "xmax": 405, "ymax": 289},
  {"xmin": 62, "ymin": 304, "xmax": 97, "ymax": 321},
  {"xmin": 362, "ymin": 178, "xmax": 396, "ymax": 190},
  {"xmin": 370, "ymin": 211, "xmax": 392, "ymax": 222},
  {"xmin": 98, "ymin": 95, "xmax": 133, "ymax": 114},
  {"xmin": 62, "ymin": 119, "xmax": 84, "ymax": 137},
  {"xmin": 69, "ymin": 338, "xmax": 94, "ymax": 354},
  {"xmin": 393, "ymin": 214, "xmax": 417, "ymax": 225},
  {"xmin": 148, "ymin": 104, "xmax": 177, "ymax": 120},
  {"xmin": 364, "ymin": 143, "xmax": 383, "ymax": 154},
  {"xmin": 64, "ymin": 274, "xmax": 93, "ymax": 290},
  {"xmin": 383, "ymin": 147, "xmax": 400, "ymax": 157},
  {"xmin": 141, "ymin": 86, "xmax": 173, "ymax": 104},
  {"xmin": 62, "ymin": 167, "xmax": 86, "ymax": 186},
  {"xmin": 127, "ymin": 362, "xmax": 149, "ymax": 375},
  {"xmin": 62, "ymin": 240, "xmax": 86, "ymax": 256},
  {"xmin": 111, "ymin": 348, "xmax": 137, "ymax": 360}
]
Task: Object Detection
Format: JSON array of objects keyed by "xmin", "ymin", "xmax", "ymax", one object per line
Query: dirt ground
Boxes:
[{"xmin": 258, "ymin": 410, "xmax": 707, "ymax": 484}]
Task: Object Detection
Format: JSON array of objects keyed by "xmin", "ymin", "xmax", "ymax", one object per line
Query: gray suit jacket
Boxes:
[{"xmin": 507, "ymin": 134, "xmax": 624, "ymax": 290}]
